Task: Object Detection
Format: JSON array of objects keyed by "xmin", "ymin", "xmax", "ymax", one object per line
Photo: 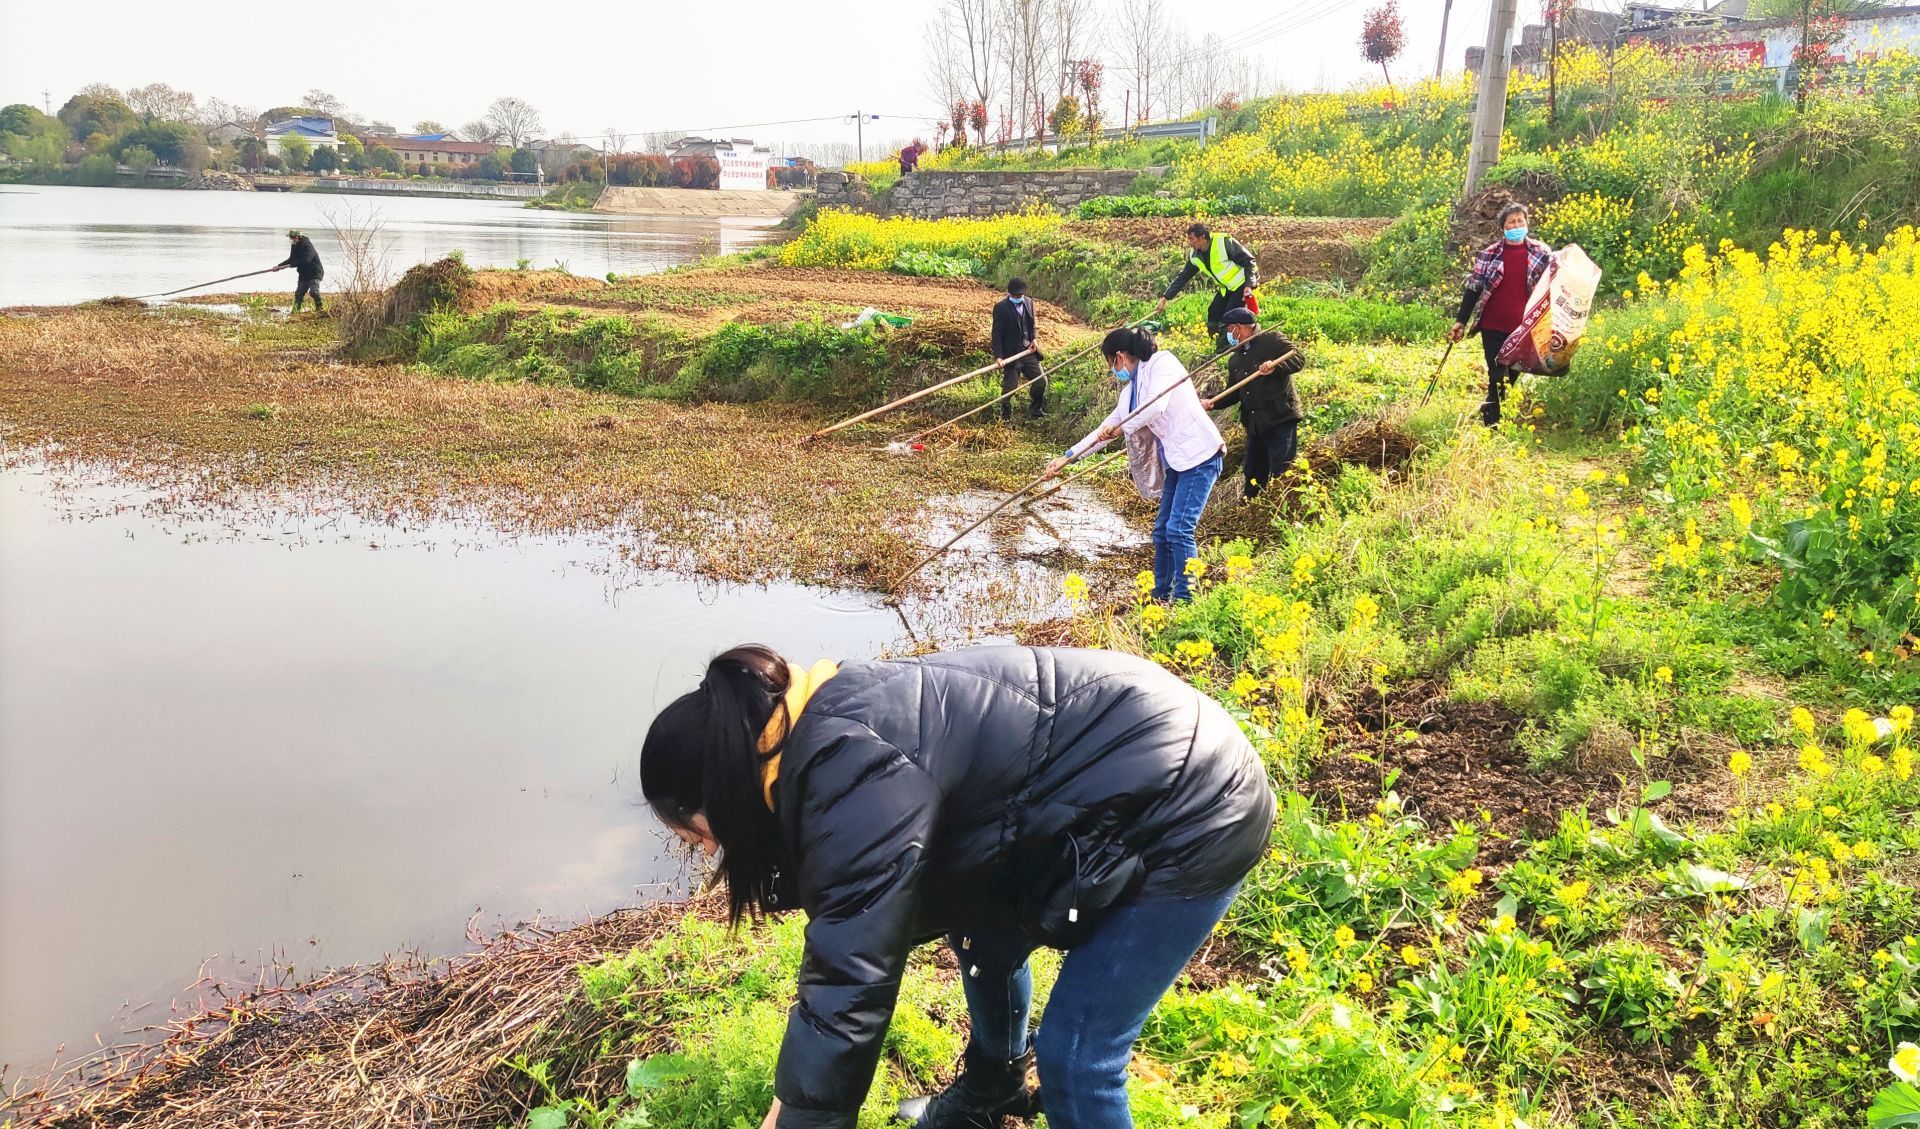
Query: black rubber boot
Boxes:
[{"xmin": 895, "ymin": 1047, "xmax": 1041, "ymax": 1128}]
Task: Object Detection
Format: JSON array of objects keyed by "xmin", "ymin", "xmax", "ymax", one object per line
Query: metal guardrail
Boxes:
[{"xmin": 989, "ymin": 116, "xmax": 1216, "ymax": 151}]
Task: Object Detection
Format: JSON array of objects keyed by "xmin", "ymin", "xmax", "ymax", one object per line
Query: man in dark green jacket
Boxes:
[{"xmin": 1205, "ymin": 307, "xmax": 1305, "ymax": 499}]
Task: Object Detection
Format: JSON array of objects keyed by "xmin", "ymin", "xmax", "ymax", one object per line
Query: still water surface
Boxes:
[
  {"xmin": 0, "ymin": 184, "xmax": 777, "ymax": 307},
  {"xmin": 0, "ymin": 464, "xmax": 905, "ymax": 1076}
]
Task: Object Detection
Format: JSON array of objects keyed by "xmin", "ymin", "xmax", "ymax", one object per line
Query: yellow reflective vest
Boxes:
[{"xmin": 1191, "ymin": 234, "xmax": 1248, "ymax": 294}]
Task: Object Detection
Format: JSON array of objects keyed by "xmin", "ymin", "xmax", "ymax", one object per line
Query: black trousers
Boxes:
[
  {"xmin": 1242, "ymin": 420, "xmax": 1299, "ymax": 498},
  {"xmin": 1000, "ymin": 354, "xmax": 1045, "ymax": 420},
  {"xmin": 1205, "ymin": 288, "xmax": 1251, "ymax": 352},
  {"xmin": 294, "ymin": 274, "xmax": 324, "ymax": 311},
  {"xmin": 1479, "ymin": 328, "xmax": 1514, "ymax": 426}
]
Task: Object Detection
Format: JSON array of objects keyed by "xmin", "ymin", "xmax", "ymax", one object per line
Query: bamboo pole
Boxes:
[
  {"xmin": 1023, "ymin": 347, "xmax": 1300, "ymax": 506},
  {"xmin": 895, "ymin": 319, "xmax": 1146, "ymax": 446},
  {"xmin": 890, "ymin": 342, "xmax": 1271, "ymax": 593},
  {"xmin": 799, "ymin": 349, "xmax": 1034, "ymax": 444},
  {"xmin": 1420, "ymin": 293, "xmax": 1487, "ymax": 408},
  {"xmin": 126, "ymin": 267, "xmax": 281, "ymax": 302}
]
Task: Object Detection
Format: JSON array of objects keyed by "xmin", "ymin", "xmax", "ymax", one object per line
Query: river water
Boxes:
[
  {"xmin": 0, "ymin": 463, "xmax": 912, "ymax": 1078},
  {"xmin": 0, "ymin": 184, "xmax": 778, "ymax": 308}
]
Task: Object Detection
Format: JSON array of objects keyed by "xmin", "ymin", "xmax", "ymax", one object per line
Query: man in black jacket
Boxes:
[
  {"xmin": 1205, "ymin": 307, "xmax": 1305, "ymax": 499},
  {"xmin": 990, "ymin": 277, "xmax": 1044, "ymax": 421},
  {"xmin": 273, "ymin": 229, "xmax": 325, "ymax": 314},
  {"xmin": 1152, "ymin": 223, "xmax": 1258, "ymax": 351}
]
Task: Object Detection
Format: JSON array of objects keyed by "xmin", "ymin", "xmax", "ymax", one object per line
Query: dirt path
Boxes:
[
  {"xmin": 1067, "ymin": 215, "xmax": 1391, "ymax": 284},
  {"xmin": 449, "ymin": 264, "xmax": 1092, "ymax": 346}
]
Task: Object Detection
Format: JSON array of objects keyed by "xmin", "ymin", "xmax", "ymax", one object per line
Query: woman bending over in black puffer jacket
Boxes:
[{"xmin": 641, "ymin": 645, "xmax": 1275, "ymax": 1129}]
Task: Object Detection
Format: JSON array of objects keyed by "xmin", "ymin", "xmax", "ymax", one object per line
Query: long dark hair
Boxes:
[
  {"xmin": 641, "ymin": 644, "xmax": 792, "ymax": 922},
  {"xmin": 1101, "ymin": 326, "xmax": 1157, "ymax": 365}
]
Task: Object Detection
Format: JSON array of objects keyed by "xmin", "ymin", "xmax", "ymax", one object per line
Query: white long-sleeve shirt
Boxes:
[{"xmin": 1066, "ymin": 349, "xmax": 1224, "ymax": 472}]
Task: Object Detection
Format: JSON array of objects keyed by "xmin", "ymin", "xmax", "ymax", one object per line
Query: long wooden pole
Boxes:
[
  {"xmin": 896, "ymin": 319, "xmax": 1146, "ymax": 446},
  {"xmin": 126, "ymin": 267, "xmax": 280, "ymax": 302},
  {"xmin": 800, "ymin": 349, "xmax": 1034, "ymax": 444},
  {"xmin": 891, "ymin": 343, "xmax": 1286, "ymax": 593},
  {"xmin": 1420, "ymin": 293, "xmax": 1487, "ymax": 408}
]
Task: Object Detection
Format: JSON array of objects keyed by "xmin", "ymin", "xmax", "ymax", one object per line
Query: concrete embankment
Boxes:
[
  {"xmin": 592, "ymin": 185, "xmax": 808, "ymax": 218},
  {"xmin": 247, "ymin": 174, "xmax": 548, "ymax": 200}
]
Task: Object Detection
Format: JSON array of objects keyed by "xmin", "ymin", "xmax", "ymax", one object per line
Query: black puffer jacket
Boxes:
[
  {"xmin": 769, "ymin": 646, "xmax": 1274, "ymax": 1129},
  {"xmin": 1215, "ymin": 328, "xmax": 1305, "ymax": 431},
  {"xmin": 278, "ymin": 236, "xmax": 323, "ymax": 280}
]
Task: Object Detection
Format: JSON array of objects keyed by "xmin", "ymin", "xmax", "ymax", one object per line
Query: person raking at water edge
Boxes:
[
  {"xmin": 990, "ymin": 277, "xmax": 1046, "ymax": 421},
  {"xmin": 1151, "ymin": 223, "xmax": 1258, "ymax": 352},
  {"xmin": 273, "ymin": 229, "xmax": 325, "ymax": 315},
  {"xmin": 1047, "ymin": 327, "xmax": 1226, "ymax": 603},
  {"xmin": 1204, "ymin": 307, "xmax": 1307, "ymax": 500},
  {"xmin": 1448, "ymin": 203, "xmax": 1551, "ymax": 427},
  {"xmin": 642, "ymin": 644, "xmax": 1275, "ymax": 1129}
]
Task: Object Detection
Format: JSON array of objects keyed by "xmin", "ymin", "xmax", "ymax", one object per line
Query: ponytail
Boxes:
[
  {"xmin": 1101, "ymin": 325, "xmax": 1158, "ymax": 364},
  {"xmin": 641, "ymin": 644, "xmax": 791, "ymax": 923}
]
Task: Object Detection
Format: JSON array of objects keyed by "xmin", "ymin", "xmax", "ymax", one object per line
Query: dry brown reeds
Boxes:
[{"xmin": 9, "ymin": 902, "xmax": 714, "ymax": 1129}]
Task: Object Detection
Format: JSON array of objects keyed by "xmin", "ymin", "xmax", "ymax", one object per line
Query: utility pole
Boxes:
[
  {"xmin": 1548, "ymin": 0, "xmax": 1560, "ymax": 126},
  {"xmin": 1463, "ymin": 0, "xmax": 1519, "ymax": 197},
  {"xmin": 1435, "ymin": 0, "xmax": 1455, "ymax": 79},
  {"xmin": 42, "ymin": 89, "xmax": 52, "ymax": 114},
  {"xmin": 847, "ymin": 111, "xmax": 879, "ymax": 163},
  {"xmin": 1796, "ymin": 0, "xmax": 1814, "ymax": 108}
]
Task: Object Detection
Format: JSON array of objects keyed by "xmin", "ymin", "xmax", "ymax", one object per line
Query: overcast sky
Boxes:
[{"xmin": 0, "ymin": 0, "xmax": 1511, "ymax": 146}]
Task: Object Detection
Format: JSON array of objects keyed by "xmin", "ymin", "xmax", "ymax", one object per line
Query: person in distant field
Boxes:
[
  {"xmin": 991, "ymin": 277, "xmax": 1045, "ymax": 421},
  {"xmin": 1449, "ymin": 202, "xmax": 1551, "ymax": 426},
  {"xmin": 273, "ymin": 229, "xmax": 325, "ymax": 314},
  {"xmin": 899, "ymin": 140, "xmax": 923, "ymax": 175},
  {"xmin": 1203, "ymin": 308, "xmax": 1306, "ymax": 500},
  {"xmin": 1152, "ymin": 223, "xmax": 1258, "ymax": 351}
]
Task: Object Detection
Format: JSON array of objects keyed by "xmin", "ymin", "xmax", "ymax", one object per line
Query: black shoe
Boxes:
[{"xmin": 896, "ymin": 1047, "xmax": 1041, "ymax": 1128}]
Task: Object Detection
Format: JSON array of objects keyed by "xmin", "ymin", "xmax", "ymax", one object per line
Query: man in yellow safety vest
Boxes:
[{"xmin": 1153, "ymin": 223, "xmax": 1259, "ymax": 351}]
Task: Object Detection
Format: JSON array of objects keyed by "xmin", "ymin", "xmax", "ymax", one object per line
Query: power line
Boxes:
[{"xmin": 588, "ymin": 111, "xmax": 941, "ymax": 146}]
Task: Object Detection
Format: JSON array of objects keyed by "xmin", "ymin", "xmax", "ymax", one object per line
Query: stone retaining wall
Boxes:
[{"xmin": 814, "ymin": 168, "xmax": 1147, "ymax": 218}]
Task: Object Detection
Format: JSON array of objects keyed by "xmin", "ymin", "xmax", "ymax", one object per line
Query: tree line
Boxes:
[
  {"xmin": 0, "ymin": 84, "xmax": 577, "ymax": 184},
  {"xmin": 923, "ymin": 0, "xmax": 1278, "ymax": 148}
]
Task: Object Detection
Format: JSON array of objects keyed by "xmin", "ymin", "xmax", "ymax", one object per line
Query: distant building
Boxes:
[
  {"xmin": 666, "ymin": 136, "xmax": 767, "ymax": 160},
  {"xmin": 207, "ymin": 121, "xmax": 258, "ymax": 146},
  {"xmin": 265, "ymin": 116, "xmax": 340, "ymax": 156},
  {"xmin": 1468, "ymin": 0, "xmax": 1920, "ymax": 76},
  {"xmin": 669, "ymin": 136, "xmax": 774, "ymax": 190},
  {"xmin": 381, "ymin": 136, "xmax": 500, "ymax": 168}
]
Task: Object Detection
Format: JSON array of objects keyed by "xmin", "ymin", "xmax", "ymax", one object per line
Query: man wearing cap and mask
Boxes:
[
  {"xmin": 1204, "ymin": 307, "xmax": 1305, "ymax": 500},
  {"xmin": 273, "ymin": 229, "xmax": 325, "ymax": 314}
]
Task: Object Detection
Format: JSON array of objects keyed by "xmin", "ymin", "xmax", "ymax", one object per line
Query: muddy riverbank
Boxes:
[{"xmin": 0, "ymin": 302, "xmax": 1145, "ymax": 596}]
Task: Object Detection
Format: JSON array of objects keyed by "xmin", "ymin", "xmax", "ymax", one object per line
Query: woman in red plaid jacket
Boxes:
[{"xmin": 1448, "ymin": 203, "xmax": 1552, "ymax": 426}]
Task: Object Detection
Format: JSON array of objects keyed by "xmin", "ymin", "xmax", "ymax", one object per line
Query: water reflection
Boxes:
[
  {"xmin": 0, "ymin": 184, "xmax": 777, "ymax": 307},
  {"xmin": 0, "ymin": 461, "xmax": 898, "ymax": 1074}
]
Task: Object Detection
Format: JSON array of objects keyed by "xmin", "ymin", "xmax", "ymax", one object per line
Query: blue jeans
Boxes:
[
  {"xmin": 950, "ymin": 882, "xmax": 1243, "ymax": 1129},
  {"xmin": 1152, "ymin": 449, "xmax": 1224, "ymax": 602}
]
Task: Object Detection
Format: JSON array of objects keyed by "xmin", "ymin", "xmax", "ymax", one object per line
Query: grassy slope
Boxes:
[{"xmin": 517, "ymin": 343, "xmax": 1914, "ymax": 1129}]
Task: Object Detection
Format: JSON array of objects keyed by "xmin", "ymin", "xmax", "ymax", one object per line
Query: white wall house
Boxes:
[{"xmin": 264, "ymin": 116, "xmax": 341, "ymax": 156}]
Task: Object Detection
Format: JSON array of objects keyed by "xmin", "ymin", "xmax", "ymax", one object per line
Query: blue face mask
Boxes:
[
  {"xmin": 1112, "ymin": 366, "xmax": 1133, "ymax": 384},
  {"xmin": 1504, "ymin": 225, "xmax": 1528, "ymax": 242}
]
